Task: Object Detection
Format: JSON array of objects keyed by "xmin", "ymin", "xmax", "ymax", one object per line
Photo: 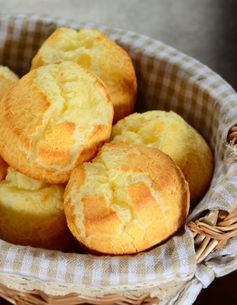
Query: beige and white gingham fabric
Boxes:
[{"xmin": 0, "ymin": 14, "xmax": 237, "ymax": 305}]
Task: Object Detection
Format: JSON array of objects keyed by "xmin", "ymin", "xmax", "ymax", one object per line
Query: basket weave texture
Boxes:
[{"xmin": 0, "ymin": 14, "xmax": 237, "ymax": 305}]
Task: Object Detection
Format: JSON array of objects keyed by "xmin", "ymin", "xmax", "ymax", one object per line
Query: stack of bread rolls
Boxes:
[{"xmin": 0, "ymin": 27, "xmax": 213, "ymax": 254}]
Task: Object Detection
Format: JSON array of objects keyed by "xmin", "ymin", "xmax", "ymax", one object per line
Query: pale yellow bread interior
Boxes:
[
  {"xmin": 64, "ymin": 143, "xmax": 190, "ymax": 255},
  {"xmin": 0, "ymin": 61, "xmax": 113, "ymax": 183},
  {"xmin": 111, "ymin": 110, "xmax": 214, "ymax": 204},
  {"xmin": 0, "ymin": 167, "xmax": 74, "ymax": 250},
  {"xmin": 31, "ymin": 27, "xmax": 137, "ymax": 123},
  {"xmin": 0, "ymin": 65, "xmax": 19, "ymax": 100}
]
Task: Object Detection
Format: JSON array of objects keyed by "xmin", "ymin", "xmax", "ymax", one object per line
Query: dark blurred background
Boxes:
[{"xmin": 0, "ymin": 0, "xmax": 237, "ymax": 304}]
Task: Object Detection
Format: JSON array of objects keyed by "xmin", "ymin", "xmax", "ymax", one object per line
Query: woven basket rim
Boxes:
[
  {"xmin": 1, "ymin": 14, "xmax": 237, "ymax": 300},
  {"xmin": 1, "ymin": 12, "xmax": 237, "ymax": 91}
]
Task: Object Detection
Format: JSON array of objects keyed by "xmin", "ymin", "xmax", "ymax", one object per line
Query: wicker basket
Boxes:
[{"xmin": 0, "ymin": 14, "xmax": 237, "ymax": 305}]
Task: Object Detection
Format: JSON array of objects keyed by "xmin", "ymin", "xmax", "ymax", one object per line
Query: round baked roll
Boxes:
[
  {"xmin": 111, "ymin": 111, "xmax": 214, "ymax": 204},
  {"xmin": 0, "ymin": 167, "xmax": 74, "ymax": 250},
  {"xmin": 64, "ymin": 143, "xmax": 190, "ymax": 255},
  {"xmin": 0, "ymin": 65, "xmax": 19, "ymax": 100},
  {"xmin": 0, "ymin": 61, "xmax": 113, "ymax": 183},
  {"xmin": 31, "ymin": 27, "xmax": 137, "ymax": 123}
]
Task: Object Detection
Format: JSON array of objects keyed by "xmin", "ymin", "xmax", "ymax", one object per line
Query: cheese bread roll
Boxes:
[
  {"xmin": 112, "ymin": 111, "xmax": 214, "ymax": 204},
  {"xmin": 0, "ymin": 61, "xmax": 113, "ymax": 183},
  {"xmin": 64, "ymin": 143, "xmax": 189, "ymax": 255},
  {"xmin": 31, "ymin": 28, "xmax": 137, "ymax": 123},
  {"xmin": 0, "ymin": 167, "xmax": 73, "ymax": 250}
]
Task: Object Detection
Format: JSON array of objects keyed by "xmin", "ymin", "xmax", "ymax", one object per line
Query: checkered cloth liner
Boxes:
[{"xmin": 0, "ymin": 14, "xmax": 237, "ymax": 305}]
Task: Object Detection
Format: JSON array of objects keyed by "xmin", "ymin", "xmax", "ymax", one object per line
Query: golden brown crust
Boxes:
[
  {"xmin": 0, "ymin": 65, "xmax": 19, "ymax": 100},
  {"xmin": 0, "ymin": 66, "xmax": 18, "ymax": 182},
  {"xmin": 64, "ymin": 143, "xmax": 190, "ymax": 255},
  {"xmin": 31, "ymin": 27, "xmax": 137, "ymax": 123},
  {"xmin": 111, "ymin": 110, "xmax": 214, "ymax": 204},
  {"xmin": 0, "ymin": 61, "xmax": 113, "ymax": 183}
]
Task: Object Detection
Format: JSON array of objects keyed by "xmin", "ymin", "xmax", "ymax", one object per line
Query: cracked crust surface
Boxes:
[
  {"xmin": 0, "ymin": 61, "xmax": 113, "ymax": 183},
  {"xmin": 112, "ymin": 111, "xmax": 214, "ymax": 204},
  {"xmin": 31, "ymin": 27, "xmax": 137, "ymax": 123},
  {"xmin": 0, "ymin": 167, "xmax": 73, "ymax": 250},
  {"xmin": 64, "ymin": 143, "xmax": 190, "ymax": 255},
  {"xmin": 0, "ymin": 65, "xmax": 19, "ymax": 100}
]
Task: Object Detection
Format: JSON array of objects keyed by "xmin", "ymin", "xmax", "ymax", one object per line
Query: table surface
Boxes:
[{"xmin": 0, "ymin": 0, "xmax": 237, "ymax": 304}]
